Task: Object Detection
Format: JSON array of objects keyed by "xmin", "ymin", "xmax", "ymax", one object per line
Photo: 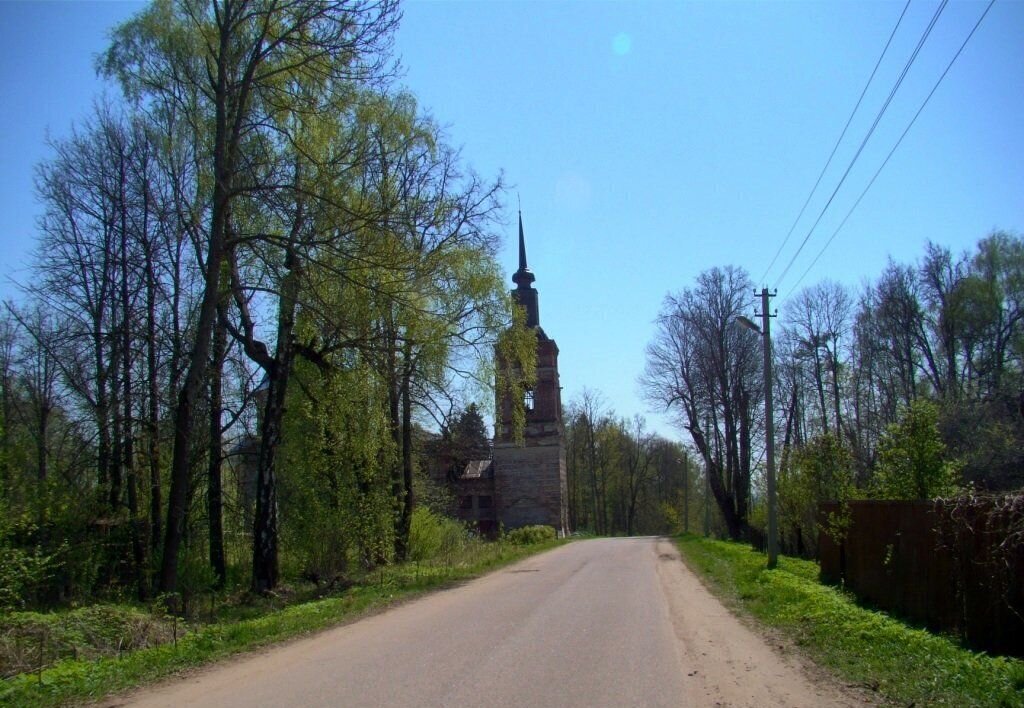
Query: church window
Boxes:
[{"xmin": 524, "ymin": 388, "xmax": 535, "ymax": 412}]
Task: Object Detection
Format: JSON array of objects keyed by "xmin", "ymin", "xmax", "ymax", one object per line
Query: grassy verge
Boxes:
[
  {"xmin": 675, "ymin": 534, "xmax": 1024, "ymax": 707},
  {"xmin": 0, "ymin": 538, "xmax": 565, "ymax": 708}
]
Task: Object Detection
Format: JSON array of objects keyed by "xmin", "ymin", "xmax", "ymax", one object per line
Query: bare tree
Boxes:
[{"xmin": 643, "ymin": 266, "xmax": 761, "ymax": 540}]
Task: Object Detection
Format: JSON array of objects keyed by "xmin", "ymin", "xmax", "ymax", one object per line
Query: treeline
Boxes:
[
  {"xmin": 563, "ymin": 390, "xmax": 706, "ymax": 537},
  {"xmin": 0, "ymin": 0, "xmax": 533, "ymax": 611},
  {"xmin": 644, "ymin": 231, "xmax": 1024, "ymax": 551}
]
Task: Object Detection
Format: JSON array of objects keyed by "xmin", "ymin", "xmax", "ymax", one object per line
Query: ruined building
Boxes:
[{"xmin": 434, "ymin": 214, "xmax": 569, "ymax": 536}]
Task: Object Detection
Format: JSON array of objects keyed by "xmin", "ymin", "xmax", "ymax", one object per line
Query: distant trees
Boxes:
[
  {"xmin": 564, "ymin": 391, "xmax": 699, "ymax": 536},
  {"xmin": 644, "ymin": 230, "xmax": 1024, "ymax": 553}
]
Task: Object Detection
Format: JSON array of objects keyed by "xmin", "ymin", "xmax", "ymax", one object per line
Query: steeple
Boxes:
[
  {"xmin": 512, "ymin": 211, "xmax": 535, "ymax": 288},
  {"xmin": 511, "ymin": 210, "xmax": 540, "ymax": 329}
]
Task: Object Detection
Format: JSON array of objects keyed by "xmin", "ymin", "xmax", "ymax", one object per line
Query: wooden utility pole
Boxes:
[
  {"xmin": 759, "ymin": 288, "xmax": 778, "ymax": 569},
  {"xmin": 737, "ymin": 288, "xmax": 778, "ymax": 568}
]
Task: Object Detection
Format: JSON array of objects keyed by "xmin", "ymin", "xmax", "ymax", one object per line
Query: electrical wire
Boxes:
[
  {"xmin": 772, "ymin": 0, "xmax": 949, "ymax": 291},
  {"xmin": 784, "ymin": 0, "xmax": 997, "ymax": 298},
  {"xmin": 759, "ymin": 0, "xmax": 912, "ymax": 287}
]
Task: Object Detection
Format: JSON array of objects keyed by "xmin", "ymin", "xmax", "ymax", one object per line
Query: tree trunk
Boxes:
[
  {"xmin": 395, "ymin": 350, "xmax": 415, "ymax": 561},
  {"xmin": 251, "ymin": 234, "xmax": 301, "ymax": 593},
  {"xmin": 144, "ymin": 229, "xmax": 162, "ymax": 556},
  {"xmin": 208, "ymin": 311, "xmax": 227, "ymax": 589},
  {"xmin": 160, "ymin": 156, "xmax": 229, "ymax": 595},
  {"xmin": 159, "ymin": 23, "xmax": 235, "ymax": 594}
]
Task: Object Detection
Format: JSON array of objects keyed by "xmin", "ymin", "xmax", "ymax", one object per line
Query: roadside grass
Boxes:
[
  {"xmin": 0, "ymin": 537, "xmax": 565, "ymax": 708},
  {"xmin": 675, "ymin": 534, "xmax": 1024, "ymax": 707}
]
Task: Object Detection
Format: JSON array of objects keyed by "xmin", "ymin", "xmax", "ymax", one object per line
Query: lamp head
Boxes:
[{"xmin": 735, "ymin": 316, "xmax": 762, "ymax": 334}]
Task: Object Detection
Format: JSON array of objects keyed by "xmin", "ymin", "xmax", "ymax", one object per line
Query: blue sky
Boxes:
[{"xmin": 1, "ymin": 1, "xmax": 1022, "ymax": 439}]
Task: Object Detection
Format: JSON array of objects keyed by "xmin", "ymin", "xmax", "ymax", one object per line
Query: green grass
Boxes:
[
  {"xmin": 675, "ymin": 534, "xmax": 1024, "ymax": 707},
  {"xmin": 0, "ymin": 538, "xmax": 565, "ymax": 708}
]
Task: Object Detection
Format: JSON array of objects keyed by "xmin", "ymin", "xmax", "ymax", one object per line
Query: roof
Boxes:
[{"xmin": 460, "ymin": 459, "xmax": 494, "ymax": 479}]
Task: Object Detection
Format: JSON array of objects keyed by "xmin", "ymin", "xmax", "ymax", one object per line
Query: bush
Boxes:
[
  {"xmin": 408, "ymin": 508, "xmax": 468, "ymax": 562},
  {"xmin": 0, "ymin": 605, "xmax": 174, "ymax": 678},
  {"xmin": 505, "ymin": 525, "xmax": 556, "ymax": 545}
]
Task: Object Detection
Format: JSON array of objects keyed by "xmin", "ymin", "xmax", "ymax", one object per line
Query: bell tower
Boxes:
[{"xmin": 493, "ymin": 212, "xmax": 568, "ymax": 535}]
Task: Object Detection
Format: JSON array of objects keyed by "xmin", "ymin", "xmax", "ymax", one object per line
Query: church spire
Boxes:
[
  {"xmin": 512, "ymin": 210, "xmax": 535, "ymax": 289},
  {"xmin": 511, "ymin": 210, "xmax": 540, "ymax": 329}
]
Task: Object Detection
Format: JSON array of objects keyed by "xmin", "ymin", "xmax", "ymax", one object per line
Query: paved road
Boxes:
[{"xmin": 122, "ymin": 538, "xmax": 859, "ymax": 708}]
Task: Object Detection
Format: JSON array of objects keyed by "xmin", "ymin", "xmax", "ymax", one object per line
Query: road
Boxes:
[{"xmin": 120, "ymin": 538, "xmax": 860, "ymax": 707}]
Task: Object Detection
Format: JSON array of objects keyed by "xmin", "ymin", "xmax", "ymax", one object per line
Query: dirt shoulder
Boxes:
[{"xmin": 654, "ymin": 538, "xmax": 875, "ymax": 708}]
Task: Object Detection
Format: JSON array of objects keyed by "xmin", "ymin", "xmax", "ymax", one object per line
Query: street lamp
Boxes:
[{"xmin": 736, "ymin": 289, "xmax": 778, "ymax": 569}]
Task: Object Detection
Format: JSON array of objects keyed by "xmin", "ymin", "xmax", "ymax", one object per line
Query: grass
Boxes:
[
  {"xmin": 675, "ymin": 534, "xmax": 1024, "ymax": 707},
  {"xmin": 0, "ymin": 537, "xmax": 565, "ymax": 708}
]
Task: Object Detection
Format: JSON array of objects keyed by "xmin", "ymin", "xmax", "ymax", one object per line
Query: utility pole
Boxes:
[
  {"xmin": 682, "ymin": 456, "xmax": 689, "ymax": 534},
  {"xmin": 760, "ymin": 288, "xmax": 778, "ymax": 569},
  {"xmin": 737, "ymin": 288, "xmax": 778, "ymax": 569},
  {"xmin": 703, "ymin": 415, "xmax": 711, "ymax": 537}
]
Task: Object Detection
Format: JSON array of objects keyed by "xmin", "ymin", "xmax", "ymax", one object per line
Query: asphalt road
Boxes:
[{"xmin": 121, "ymin": 538, "xmax": 858, "ymax": 708}]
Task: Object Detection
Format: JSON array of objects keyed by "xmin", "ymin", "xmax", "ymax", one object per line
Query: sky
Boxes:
[{"xmin": 1, "ymin": 0, "xmax": 1022, "ymax": 441}]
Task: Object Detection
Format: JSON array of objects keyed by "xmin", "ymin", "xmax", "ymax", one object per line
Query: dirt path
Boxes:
[
  {"xmin": 654, "ymin": 538, "xmax": 865, "ymax": 707},
  {"xmin": 114, "ymin": 538, "xmax": 866, "ymax": 707}
]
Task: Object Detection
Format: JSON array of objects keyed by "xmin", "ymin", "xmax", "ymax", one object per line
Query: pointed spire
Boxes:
[
  {"xmin": 511, "ymin": 207, "xmax": 539, "ymax": 328},
  {"xmin": 517, "ymin": 211, "xmax": 528, "ymax": 272},
  {"xmin": 512, "ymin": 210, "xmax": 535, "ymax": 289}
]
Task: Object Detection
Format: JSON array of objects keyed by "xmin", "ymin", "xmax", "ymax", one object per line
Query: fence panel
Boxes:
[{"xmin": 819, "ymin": 499, "xmax": 1023, "ymax": 657}]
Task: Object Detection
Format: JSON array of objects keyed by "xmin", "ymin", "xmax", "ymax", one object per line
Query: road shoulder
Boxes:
[{"xmin": 654, "ymin": 538, "xmax": 871, "ymax": 708}]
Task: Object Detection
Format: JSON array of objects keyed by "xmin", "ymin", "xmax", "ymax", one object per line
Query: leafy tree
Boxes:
[
  {"xmin": 873, "ymin": 400, "xmax": 960, "ymax": 500},
  {"xmin": 777, "ymin": 433, "xmax": 857, "ymax": 555},
  {"xmin": 102, "ymin": 0, "xmax": 400, "ymax": 595}
]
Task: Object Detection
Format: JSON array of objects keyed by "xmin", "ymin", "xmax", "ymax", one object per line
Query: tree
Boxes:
[
  {"xmin": 777, "ymin": 432, "xmax": 856, "ymax": 556},
  {"xmin": 873, "ymin": 400, "xmax": 960, "ymax": 500},
  {"xmin": 643, "ymin": 266, "xmax": 762, "ymax": 540},
  {"xmin": 102, "ymin": 0, "xmax": 400, "ymax": 595}
]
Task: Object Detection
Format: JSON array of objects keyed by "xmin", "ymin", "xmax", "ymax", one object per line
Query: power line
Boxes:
[
  {"xmin": 772, "ymin": 0, "xmax": 949, "ymax": 291},
  {"xmin": 784, "ymin": 0, "xmax": 997, "ymax": 298},
  {"xmin": 759, "ymin": 0, "xmax": 912, "ymax": 286}
]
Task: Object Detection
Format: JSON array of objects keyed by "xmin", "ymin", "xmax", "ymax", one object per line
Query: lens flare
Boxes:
[{"xmin": 612, "ymin": 32, "xmax": 632, "ymax": 56}]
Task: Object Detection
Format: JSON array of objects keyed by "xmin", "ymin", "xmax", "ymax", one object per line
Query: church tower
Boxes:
[{"xmin": 493, "ymin": 213, "xmax": 569, "ymax": 535}]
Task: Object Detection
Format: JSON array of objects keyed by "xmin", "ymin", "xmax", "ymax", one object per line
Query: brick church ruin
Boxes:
[{"xmin": 431, "ymin": 214, "xmax": 569, "ymax": 536}]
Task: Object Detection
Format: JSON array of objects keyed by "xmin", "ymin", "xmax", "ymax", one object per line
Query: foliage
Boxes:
[
  {"xmin": 564, "ymin": 390, "xmax": 701, "ymax": 537},
  {"xmin": 0, "ymin": 513, "xmax": 62, "ymax": 612},
  {"xmin": 0, "ymin": 0, "xmax": 514, "ymax": 607},
  {"xmin": 494, "ymin": 304, "xmax": 537, "ymax": 444},
  {"xmin": 279, "ymin": 360, "xmax": 394, "ymax": 576},
  {"xmin": 0, "ymin": 605, "xmax": 175, "ymax": 679},
  {"xmin": 407, "ymin": 507, "xmax": 469, "ymax": 562},
  {"xmin": 676, "ymin": 535, "xmax": 1024, "ymax": 707},
  {"xmin": 777, "ymin": 433, "xmax": 858, "ymax": 554},
  {"xmin": 873, "ymin": 400, "xmax": 961, "ymax": 500},
  {"xmin": 504, "ymin": 525, "xmax": 556, "ymax": 545}
]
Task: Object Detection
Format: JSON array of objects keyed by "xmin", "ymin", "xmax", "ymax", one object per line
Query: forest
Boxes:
[
  {"xmin": 0, "ymin": 0, "xmax": 544, "ymax": 611},
  {"xmin": 643, "ymin": 232, "xmax": 1024, "ymax": 552}
]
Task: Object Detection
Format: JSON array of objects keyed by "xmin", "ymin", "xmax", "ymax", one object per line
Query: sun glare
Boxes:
[{"xmin": 612, "ymin": 32, "xmax": 632, "ymax": 56}]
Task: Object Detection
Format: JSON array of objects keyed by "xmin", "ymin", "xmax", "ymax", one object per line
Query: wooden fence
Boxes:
[{"xmin": 819, "ymin": 498, "xmax": 1024, "ymax": 657}]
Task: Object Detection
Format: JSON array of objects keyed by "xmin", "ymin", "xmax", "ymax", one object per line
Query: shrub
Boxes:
[
  {"xmin": 874, "ymin": 400, "xmax": 961, "ymax": 500},
  {"xmin": 0, "ymin": 605, "xmax": 174, "ymax": 678},
  {"xmin": 505, "ymin": 525, "xmax": 556, "ymax": 545},
  {"xmin": 408, "ymin": 508, "xmax": 468, "ymax": 562}
]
